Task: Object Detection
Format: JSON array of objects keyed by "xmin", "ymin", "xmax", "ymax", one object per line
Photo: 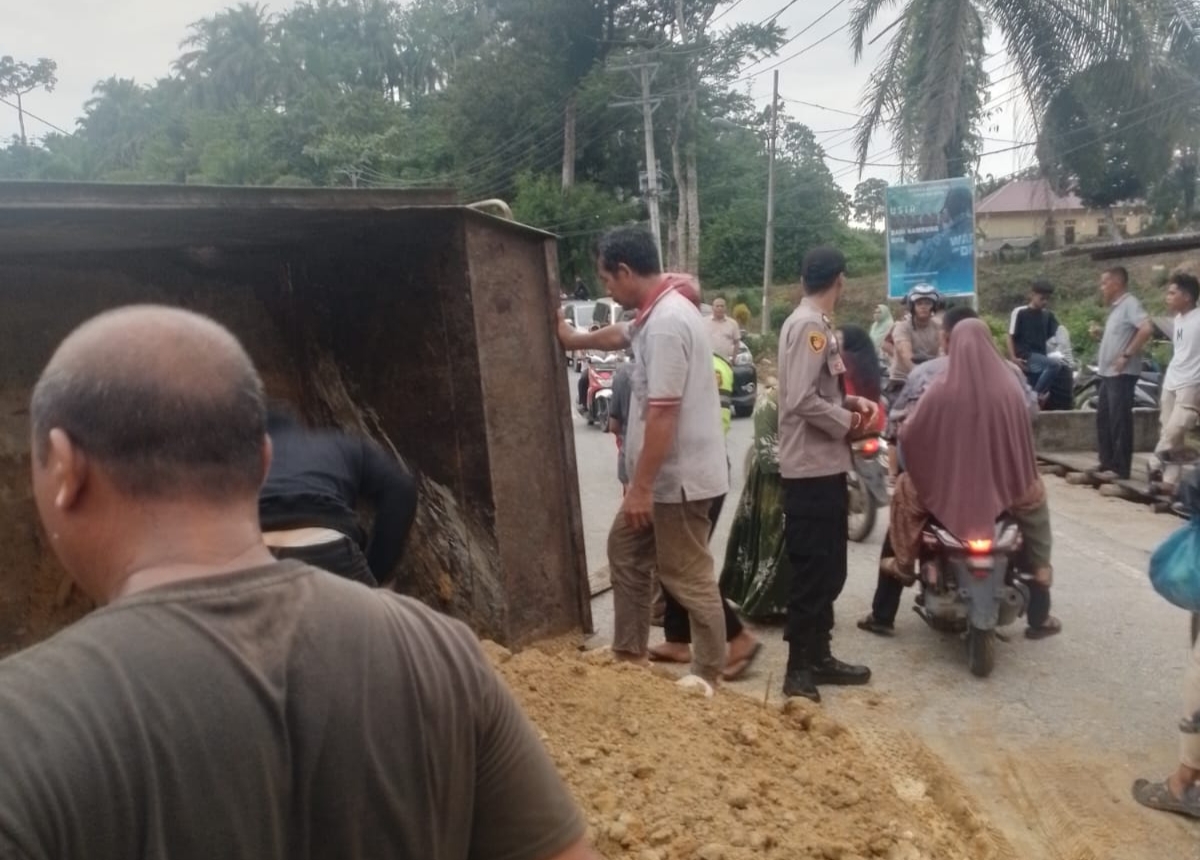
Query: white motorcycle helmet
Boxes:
[{"xmin": 905, "ymin": 283, "xmax": 943, "ymax": 313}]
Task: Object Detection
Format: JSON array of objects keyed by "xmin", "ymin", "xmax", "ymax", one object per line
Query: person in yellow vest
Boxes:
[
  {"xmin": 714, "ymin": 353, "xmax": 734, "ymax": 434},
  {"xmin": 649, "ymin": 352, "xmax": 764, "ymax": 680}
]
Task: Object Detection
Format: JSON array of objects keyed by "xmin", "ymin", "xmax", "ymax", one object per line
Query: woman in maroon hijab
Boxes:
[{"xmin": 882, "ymin": 319, "xmax": 1059, "ymax": 637}]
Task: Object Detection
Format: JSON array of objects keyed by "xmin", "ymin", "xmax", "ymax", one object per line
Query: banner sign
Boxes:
[{"xmin": 884, "ymin": 178, "xmax": 976, "ymax": 300}]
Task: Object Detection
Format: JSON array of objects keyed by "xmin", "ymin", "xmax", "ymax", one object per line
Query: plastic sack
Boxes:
[{"xmin": 1149, "ymin": 518, "xmax": 1200, "ymax": 611}]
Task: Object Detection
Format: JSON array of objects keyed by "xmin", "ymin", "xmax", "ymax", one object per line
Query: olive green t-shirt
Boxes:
[{"xmin": 0, "ymin": 562, "xmax": 584, "ymax": 860}]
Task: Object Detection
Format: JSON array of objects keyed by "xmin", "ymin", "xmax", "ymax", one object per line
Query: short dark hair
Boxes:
[
  {"xmin": 32, "ymin": 333, "xmax": 266, "ymax": 502},
  {"xmin": 942, "ymin": 304, "xmax": 979, "ymax": 337},
  {"xmin": 596, "ymin": 227, "xmax": 662, "ymax": 277},
  {"xmin": 801, "ymin": 247, "xmax": 847, "ymax": 294},
  {"xmin": 1105, "ymin": 266, "xmax": 1129, "ymax": 286},
  {"xmin": 1172, "ymin": 272, "xmax": 1200, "ymax": 305},
  {"xmin": 1031, "ymin": 280, "xmax": 1054, "ymax": 296}
]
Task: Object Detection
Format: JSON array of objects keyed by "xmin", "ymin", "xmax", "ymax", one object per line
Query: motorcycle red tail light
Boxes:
[
  {"xmin": 966, "ymin": 538, "xmax": 992, "ymax": 554},
  {"xmin": 860, "ymin": 438, "xmax": 880, "ymax": 456}
]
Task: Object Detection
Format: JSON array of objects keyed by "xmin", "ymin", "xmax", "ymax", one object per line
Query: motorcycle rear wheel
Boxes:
[
  {"xmin": 594, "ymin": 398, "xmax": 610, "ymax": 429},
  {"xmin": 847, "ymin": 474, "xmax": 876, "ymax": 542},
  {"xmin": 967, "ymin": 626, "xmax": 996, "ymax": 678}
]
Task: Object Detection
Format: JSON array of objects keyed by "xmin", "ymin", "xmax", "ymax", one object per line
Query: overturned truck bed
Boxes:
[{"xmin": 0, "ymin": 181, "xmax": 590, "ymax": 651}]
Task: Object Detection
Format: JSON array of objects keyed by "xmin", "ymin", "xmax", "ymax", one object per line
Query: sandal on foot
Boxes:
[
  {"xmin": 856, "ymin": 614, "xmax": 895, "ymax": 637},
  {"xmin": 1025, "ymin": 616, "xmax": 1063, "ymax": 640},
  {"xmin": 722, "ymin": 641, "xmax": 764, "ymax": 681},
  {"xmin": 1132, "ymin": 778, "xmax": 1200, "ymax": 819}
]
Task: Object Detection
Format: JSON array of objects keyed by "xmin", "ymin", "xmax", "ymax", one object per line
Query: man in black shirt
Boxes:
[
  {"xmin": 260, "ymin": 408, "xmax": 418, "ymax": 587},
  {"xmin": 1008, "ymin": 280, "xmax": 1064, "ymax": 405}
]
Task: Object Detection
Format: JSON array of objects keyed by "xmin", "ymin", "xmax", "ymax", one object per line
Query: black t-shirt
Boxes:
[
  {"xmin": 1009, "ymin": 306, "xmax": 1060, "ymax": 359},
  {"xmin": 260, "ymin": 418, "xmax": 417, "ymax": 580}
]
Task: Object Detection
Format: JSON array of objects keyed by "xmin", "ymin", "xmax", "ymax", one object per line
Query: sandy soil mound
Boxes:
[{"xmin": 488, "ymin": 642, "xmax": 1012, "ymax": 860}]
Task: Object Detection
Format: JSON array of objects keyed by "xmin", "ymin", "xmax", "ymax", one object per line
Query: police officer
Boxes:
[{"xmin": 777, "ymin": 247, "xmax": 877, "ymax": 702}]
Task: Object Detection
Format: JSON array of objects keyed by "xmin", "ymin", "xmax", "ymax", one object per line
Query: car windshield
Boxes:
[{"xmin": 573, "ymin": 302, "xmax": 596, "ymax": 327}]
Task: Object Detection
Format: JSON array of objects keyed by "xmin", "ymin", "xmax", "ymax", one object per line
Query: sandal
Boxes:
[
  {"xmin": 857, "ymin": 614, "xmax": 895, "ymax": 637},
  {"xmin": 879, "ymin": 557, "xmax": 917, "ymax": 586},
  {"xmin": 1132, "ymin": 778, "xmax": 1200, "ymax": 819},
  {"xmin": 1025, "ymin": 616, "xmax": 1063, "ymax": 640},
  {"xmin": 721, "ymin": 641, "xmax": 764, "ymax": 682}
]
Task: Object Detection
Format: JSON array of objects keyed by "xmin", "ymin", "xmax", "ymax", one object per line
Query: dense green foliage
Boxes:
[{"xmin": 1, "ymin": 0, "xmax": 866, "ymax": 290}]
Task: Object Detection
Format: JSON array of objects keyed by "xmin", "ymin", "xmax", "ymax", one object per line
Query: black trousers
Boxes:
[
  {"xmin": 872, "ymin": 530, "xmax": 904, "ymax": 625},
  {"xmin": 1097, "ymin": 375, "xmax": 1138, "ymax": 479},
  {"xmin": 783, "ymin": 474, "xmax": 849, "ymax": 658},
  {"xmin": 271, "ymin": 536, "xmax": 378, "ymax": 587},
  {"xmin": 661, "ymin": 494, "xmax": 745, "ymax": 644}
]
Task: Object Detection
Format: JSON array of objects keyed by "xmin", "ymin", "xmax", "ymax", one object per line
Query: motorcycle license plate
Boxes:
[{"xmin": 966, "ymin": 556, "xmax": 995, "ymax": 577}]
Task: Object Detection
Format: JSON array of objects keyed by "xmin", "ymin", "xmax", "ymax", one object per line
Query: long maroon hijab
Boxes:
[{"xmin": 899, "ymin": 319, "xmax": 1039, "ymax": 540}]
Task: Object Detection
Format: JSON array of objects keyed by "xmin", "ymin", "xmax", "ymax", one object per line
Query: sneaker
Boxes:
[{"xmin": 1092, "ymin": 470, "xmax": 1119, "ymax": 483}]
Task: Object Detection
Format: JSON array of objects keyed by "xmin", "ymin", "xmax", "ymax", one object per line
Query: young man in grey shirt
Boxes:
[
  {"xmin": 1093, "ymin": 266, "xmax": 1153, "ymax": 480},
  {"xmin": 557, "ymin": 227, "xmax": 729, "ymax": 685}
]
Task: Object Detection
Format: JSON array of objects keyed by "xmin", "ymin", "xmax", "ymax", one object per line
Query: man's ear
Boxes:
[
  {"xmin": 259, "ymin": 434, "xmax": 273, "ymax": 489},
  {"xmin": 47, "ymin": 428, "xmax": 87, "ymax": 511}
]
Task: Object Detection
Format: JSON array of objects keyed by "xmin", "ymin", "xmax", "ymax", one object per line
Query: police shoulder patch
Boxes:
[{"xmin": 808, "ymin": 331, "xmax": 827, "ymax": 353}]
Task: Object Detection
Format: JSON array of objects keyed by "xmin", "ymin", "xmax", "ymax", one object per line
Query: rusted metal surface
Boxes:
[
  {"xmin": 0, "ymin": 183, "xmax": 586, "ymax": 648},
  {"xmin": 463, "ymin": 213, "xmax": 593, "ymax": 641}
]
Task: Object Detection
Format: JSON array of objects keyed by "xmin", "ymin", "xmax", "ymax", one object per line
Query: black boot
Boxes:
[
  {"xmin": 810, "ymin": 636, "xmax": 871, "ymax": 686},
  {"xmin": 782, "ymin": 642, "xmax": 820, "ymax": 702}
]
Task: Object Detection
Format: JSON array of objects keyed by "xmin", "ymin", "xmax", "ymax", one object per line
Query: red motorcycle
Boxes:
[{"xmin": 577, "ymin": 354, "xmax": 622, "ymax": 427}]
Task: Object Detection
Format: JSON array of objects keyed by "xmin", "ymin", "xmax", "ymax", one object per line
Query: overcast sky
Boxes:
[{"xmin": 4, "ymin": 0, "xmax": 1036, "ymax": 194}]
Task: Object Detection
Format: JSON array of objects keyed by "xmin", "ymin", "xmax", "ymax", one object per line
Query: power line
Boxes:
[
  {"xmin": 0, "ymin": 97, "xmax": 72, "ymax": 137},
  {"xmin": 711, "ymin": 0, "xmax": 752, "ymax": 25}
]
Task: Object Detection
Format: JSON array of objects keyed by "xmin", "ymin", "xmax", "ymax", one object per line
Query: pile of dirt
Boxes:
[{"xmin": 488, "ymin": 643, "xmax": 1011, "ymax": 860}]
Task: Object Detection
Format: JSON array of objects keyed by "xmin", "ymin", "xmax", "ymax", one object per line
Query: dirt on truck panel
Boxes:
[{"xmin": 0, "ymin": 182, "xmax": 590, "ymax": 653}]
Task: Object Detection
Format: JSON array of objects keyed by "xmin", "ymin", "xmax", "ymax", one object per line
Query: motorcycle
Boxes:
[
  {"xmin": 848, "ymin": 436, "xmax": 889, "ymax": 542},
  {"xmin": 1072, "ymin": 358, "xmax": 1162, "ymax": 411},
  {"xmin": 914, "ymin": 517, "xmax": 1033, "ymax": 677},
  {"xmin": 577, "ymin": 353, "xmax": 623, "ymax": 427}
]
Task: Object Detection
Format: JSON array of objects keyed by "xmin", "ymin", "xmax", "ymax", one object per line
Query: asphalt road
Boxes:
[{"xmin": 568, "ymin": 377, "xmax": 1198, "ymax": 858}]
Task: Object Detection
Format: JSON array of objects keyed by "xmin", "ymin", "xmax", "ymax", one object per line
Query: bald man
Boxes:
[{"xmin": 0, "ymin": 306, "xmax": 593, "ymax": 860}]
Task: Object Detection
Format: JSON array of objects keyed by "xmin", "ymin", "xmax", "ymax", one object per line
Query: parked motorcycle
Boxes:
[
  {"xmin": 914, "ymin": 517, "xmax": 1033, "ymax": 677},
  {"xmin": 848, "ymin": 436, "xmax": 889, "ymax": 542},
  {"xmin": 577, "ymin": 353, "xmax": 623, "ymax": 427},
  {"xmin": 1072, "ymin": 359, "xmax": 1161, "ymax": 411}
]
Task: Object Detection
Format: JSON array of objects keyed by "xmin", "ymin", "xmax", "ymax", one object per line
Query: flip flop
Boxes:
[
  {"xmin": 1132, "ymin": 778, "xmax": 1200, "ymax": 819},
  {"xmin": 721, "ymin": 641, "xmax": 764, "ymax": 682},
  {"xmin": 1025, "ymin": 616, "xmax": 1063, "ymax": 640}
]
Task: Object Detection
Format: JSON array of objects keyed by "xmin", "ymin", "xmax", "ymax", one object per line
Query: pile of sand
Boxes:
[{"xmin": 488, "ymin": 642, "xmax": 1011, "ymax": 860}]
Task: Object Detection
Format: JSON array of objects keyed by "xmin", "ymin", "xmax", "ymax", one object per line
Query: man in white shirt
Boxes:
[
  {"xmin": 706, "ymin": 298, "xmax": 742, "ymax": 362},
  {"xmin": 1154, "ymin": 273, "xmax": 1200, "ymax": 491},
  {"xmin": 557, "ymin": 227, "xmax": 729, "ymax": 686}
]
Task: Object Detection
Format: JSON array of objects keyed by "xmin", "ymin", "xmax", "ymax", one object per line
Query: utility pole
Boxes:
[
  {"xmin": 761, "ymin": 70, "xmax": 779, "ymax": 336},
  {"xmin": 640, "ymin": 62, "xmax": 663, "ymax": 254},
  {"xmin": 608, "ymin": 52, "xmax": 663, "ymax": 263}
]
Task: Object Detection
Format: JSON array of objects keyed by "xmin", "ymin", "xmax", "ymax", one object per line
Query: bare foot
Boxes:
[
  {"xmin": 648, "ymin": 642, "xmax": 691, "ymax": 664},
  {"xmin": 613, "ymin": 650, "xmax": 651, "ymax": 667}
]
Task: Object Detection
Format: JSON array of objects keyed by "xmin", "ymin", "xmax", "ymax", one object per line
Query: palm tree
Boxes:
[
  {"xmin": 846, "ymin": 0, "xmax": 1180, "ymax": 181},
  {"xmin": 175, "ymin": 2, "xmax": 280, "ymax": 109},
  {"xmin": 78, "ymin": 77, "xmax": 152, "ymax": 173}
]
